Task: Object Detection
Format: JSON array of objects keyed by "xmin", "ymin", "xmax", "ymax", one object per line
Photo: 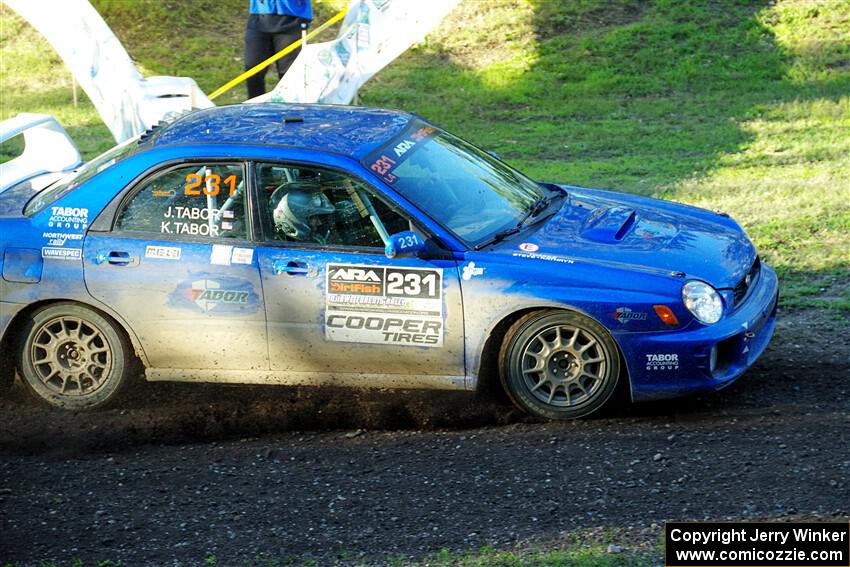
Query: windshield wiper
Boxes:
[
  {"xmin": 473, "ymin": 226, "xmax": 521, "ymax": 250},
  {"xmin": 473, "ymin": 192, "xmax": 565, "ymax": 250},
  {"xmin": 517, "ymin": 195, "xmax": 551, "ymax": 228}
]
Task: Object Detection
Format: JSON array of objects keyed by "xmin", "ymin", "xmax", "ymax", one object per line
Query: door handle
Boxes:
[
  {"xmin": 95, "ymin": 251, "xmax": 138, "ymax": 267},
  {"xmin": 273, "ymin": 260, "xmax": 312, "ymax": 276}
]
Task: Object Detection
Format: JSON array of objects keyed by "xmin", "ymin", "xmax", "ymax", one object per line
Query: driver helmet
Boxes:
[{"xmin": 272, "ymin": 188, "xmax": 335, "ymax": 240}]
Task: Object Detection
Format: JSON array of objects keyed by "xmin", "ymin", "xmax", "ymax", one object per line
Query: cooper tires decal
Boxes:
[{"xmin": 325, "ymin": 263, "xmax": 444, "ymax": 347}]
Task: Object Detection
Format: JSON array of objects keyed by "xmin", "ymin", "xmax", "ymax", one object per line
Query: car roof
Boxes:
[{"xmin": 143, "ymin": 103, "xmax": 415, "ymax": 160}]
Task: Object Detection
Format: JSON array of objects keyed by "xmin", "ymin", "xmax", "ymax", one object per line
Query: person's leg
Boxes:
[
  {"xmin": 272, "ymin": 29, "xmax": 303, "ymax": 81},
  {"xmin": 245, "ymin": 27, "xmax": 273, "ymax": 99}
]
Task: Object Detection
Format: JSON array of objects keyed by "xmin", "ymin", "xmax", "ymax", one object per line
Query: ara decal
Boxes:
[{"xmin": 325, "ymin": 263, "xmax": 444, "ymax": 347}]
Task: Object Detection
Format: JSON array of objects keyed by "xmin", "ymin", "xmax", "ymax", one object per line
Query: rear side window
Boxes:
[
  {"xmin": 115, "ymin": 163, "xmax": 248, "ymax": 240},
  {"xmin": 25, "ymin": 137, "xmax": 138, "ymax": 216}
]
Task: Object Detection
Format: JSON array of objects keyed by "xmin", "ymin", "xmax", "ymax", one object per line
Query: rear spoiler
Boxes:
[{"xmin": 0, "ymin": 113, "xmax": 82, "ymax": 193}]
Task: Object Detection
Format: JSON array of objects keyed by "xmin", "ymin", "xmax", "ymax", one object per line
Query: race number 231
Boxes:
[
  {"xmin": 386, "ymin": 270, "xmax": 439, "ymax": 298},
  {"xmin": 185, "ymin": 173, "xmax": 238, "ymax": 197}
]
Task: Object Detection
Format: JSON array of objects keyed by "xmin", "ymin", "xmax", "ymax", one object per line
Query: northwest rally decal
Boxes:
[{"xmin": 324, "ymin": 263, "xmax": 444, "ymax": 347}]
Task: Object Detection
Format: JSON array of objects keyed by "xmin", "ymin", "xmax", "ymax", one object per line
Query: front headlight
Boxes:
[{"xmin": 682, "ymin": 280, "xmax": 723, "ymax": 324}]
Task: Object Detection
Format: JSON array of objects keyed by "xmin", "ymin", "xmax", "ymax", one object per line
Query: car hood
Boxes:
[{"xmin": 497, "ymin": 185, "xmax": 756, "ymax": 288}]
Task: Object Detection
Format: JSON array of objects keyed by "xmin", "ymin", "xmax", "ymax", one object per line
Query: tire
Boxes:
[
  {"xmin": 18, "ymin": 303, "xmax": 133, "ymax": 410},
  {"xmin": 499, "ymin": 310, "xmax": 621, "ymax": 420}
]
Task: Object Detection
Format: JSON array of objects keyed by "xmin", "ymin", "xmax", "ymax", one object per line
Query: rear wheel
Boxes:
[
  {"xmin": 19, "ymin": 303, "xmax": 133, "ymax": 410},
  {"xmin": 499, "ymin": 310, "xmax": 620, "ymax": 420}
]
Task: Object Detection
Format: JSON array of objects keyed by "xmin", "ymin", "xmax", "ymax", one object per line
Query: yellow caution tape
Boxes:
[{"xmin": 208, "ymin": 6, "xmax": 349, "ymax": 101}]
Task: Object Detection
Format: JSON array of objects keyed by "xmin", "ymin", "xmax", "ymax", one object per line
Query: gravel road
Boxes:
[{"xmin": 1, "ymin": 310, "xmax": 848, "ymax": 566}]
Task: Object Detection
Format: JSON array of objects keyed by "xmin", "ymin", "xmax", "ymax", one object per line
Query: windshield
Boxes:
[
  {"xmin": 362, "ymin": 121, "xmax": 554, "ymax": 247},
  {"xmin": 24, "ymin": 137, "xmax": 139, "ymax": 216}
]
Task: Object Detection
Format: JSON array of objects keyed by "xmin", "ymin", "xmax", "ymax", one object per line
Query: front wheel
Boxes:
[
  {"xmin": 499, "ymin": 310, "xmax": 621, "ymax": 420},
  {"xmin": 19, "ymin": 303, "xmax": 133, "ymax": 410}
]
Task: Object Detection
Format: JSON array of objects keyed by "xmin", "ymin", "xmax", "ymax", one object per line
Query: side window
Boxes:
[
  {"xmin": 255, "ymin": 163, "xmax": 410, "ymax": 248},
  {"xmin": 115, "ymin": 164, "xmax": 248, "ymax": 240}
]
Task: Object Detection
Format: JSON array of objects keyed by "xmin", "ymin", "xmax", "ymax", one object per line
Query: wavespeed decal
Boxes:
[
  {"xmin": 42, "ymin": 247, "xmax": 81, "ymax": 260},
  {"xmin": 325, "ymin": 263, "xmax": 444, "ymax": 347}
]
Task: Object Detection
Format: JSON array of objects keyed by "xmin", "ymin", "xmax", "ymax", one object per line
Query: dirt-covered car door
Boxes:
[
  {"xmin": 84, "ymin": 161, "xmax": 269, "ymax": 373},
  {"xmin": 251, "ymin": 161, "xmax": 465, "ymax": 387}
]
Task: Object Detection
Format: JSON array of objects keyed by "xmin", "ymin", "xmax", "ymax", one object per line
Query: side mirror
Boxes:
[{"xmin": 385, "ymin": 231, "xmax": 426, "ymax": 259}]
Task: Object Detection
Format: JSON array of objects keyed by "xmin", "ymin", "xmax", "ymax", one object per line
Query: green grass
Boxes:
[
  {"xmin": 1, "ymin": 0, "xmax": 848, "ymax": 315},
  {"xmin": 5, "ymin": 545, "xmax": 653, "ymax": 567},
  {"xmin": 403, "ymin": 544, "xmax": 655, "ymax": 567}
]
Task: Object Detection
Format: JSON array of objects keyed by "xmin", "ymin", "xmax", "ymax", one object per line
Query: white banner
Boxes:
[
  {"xmin": 259, "ymin": 0, "xmax": 459, "ymax": 105},
  {"xmin": 6, "ymin": 0, "xmax": 212, "ymax": 142}
]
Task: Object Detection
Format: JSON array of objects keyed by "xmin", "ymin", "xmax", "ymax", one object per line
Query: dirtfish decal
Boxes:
[{"xmin": 325, "ymin": 263, "xmax": 444, "ymax": 347}]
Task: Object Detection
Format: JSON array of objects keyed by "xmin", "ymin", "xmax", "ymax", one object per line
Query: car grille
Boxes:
[{"xmin": 734, "ymin": 257, "xmax": 760, "ymax": 307}]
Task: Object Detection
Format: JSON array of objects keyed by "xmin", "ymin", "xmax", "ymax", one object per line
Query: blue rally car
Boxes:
[{"xmin": 0, "ymin": 104, "xmax": 778, "ymax": 419}]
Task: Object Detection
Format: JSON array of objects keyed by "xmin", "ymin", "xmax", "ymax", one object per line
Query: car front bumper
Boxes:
[{"xmin": 616, "ymin": 263, "xmax": 779, "ymax": 402}]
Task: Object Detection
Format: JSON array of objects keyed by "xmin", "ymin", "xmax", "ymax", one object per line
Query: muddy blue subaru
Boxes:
[{"xmin": 0, "ymin": 104, "xmax": 777, "ymax": 419}]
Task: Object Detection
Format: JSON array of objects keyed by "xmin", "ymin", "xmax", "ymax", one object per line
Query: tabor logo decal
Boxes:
[
  {"xmin": 518, "ymin": 242, "xmax": 539, "ymax": 252},
  {"xmin": 614, "ymin": 307, "xmax": 648, "ymax": 323},
  {"xmin": 646, "ymin": 353, "xmax": 679, "ymax": 371},
  {"xmin": 169, "ymin": 276, "xmax": 258, "ymax": 315},
  {"xmin": 189, "ymin": 279, "xmax": 249, "ymax": 312},
  {"xmin": 47, "ymin": 206, "xmax": 88, "ymax": 229},
  {"xmin": 462, "ymin": 261, "xmax": 484, "ymax": 280}
]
